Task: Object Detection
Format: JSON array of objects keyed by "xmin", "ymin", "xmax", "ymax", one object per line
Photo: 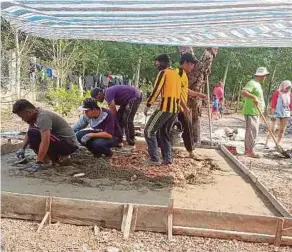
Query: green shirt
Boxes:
[{"xmin": 242, "ymin": 80, "xmax": 265, "ymax": 115}]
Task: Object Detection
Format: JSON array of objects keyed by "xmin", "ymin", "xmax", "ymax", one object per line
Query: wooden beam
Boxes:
[
  {"xmin": 123, "ymin": 204, "xmax": 133, "ymax": 239},
  {"xmin": 220, "ymin": 145, "xmax": 292, "ymax": 218},
  {"xmin": 173, "ymin": 226, "xmax": 292, "ymax": 246},
  {"xmin": 167, "ymin": 199, "xmax": 174, "ymax": 241},
  {"xmin": 1, "ymin": 142, "xmax": 23, "ymax": 155},
  {"xmin": 274, "ymin": 218, "xmax": 284, "ymax": 246}
]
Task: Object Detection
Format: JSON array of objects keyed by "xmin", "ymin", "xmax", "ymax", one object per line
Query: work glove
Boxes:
[
  {"xmin": 144, "ymin": 106, "xmax": 150, "ymax": 116},
  {"xmin": 81, "ymin": 134, "xmax": 91, "ymax": 145},
  {"xmin": 16, "ymin": 148, "xmax": 25, "ymax": 159},
  {"xmin": 24, "ymin": 162, "xmax": 43, "ymax": 173}
]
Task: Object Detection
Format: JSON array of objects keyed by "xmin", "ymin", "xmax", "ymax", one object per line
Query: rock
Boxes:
[{"xmin": 106, "ymin": 247, "xmax": 120, "ymax": 252}]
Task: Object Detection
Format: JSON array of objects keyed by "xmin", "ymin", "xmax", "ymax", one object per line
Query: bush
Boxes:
[{"xmin": 46, "ymin": 86, "xmax": 86, "ymax": 116}]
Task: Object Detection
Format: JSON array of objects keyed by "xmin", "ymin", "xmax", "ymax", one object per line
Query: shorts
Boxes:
[{"xmin": 212, "ymin": 107, "xmax": 218, "ymax": 113}]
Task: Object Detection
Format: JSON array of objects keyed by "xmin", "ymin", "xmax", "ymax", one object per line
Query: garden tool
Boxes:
[{"xmin": 256, "ymin": 104, "xmax": 291, "ymax": 158}]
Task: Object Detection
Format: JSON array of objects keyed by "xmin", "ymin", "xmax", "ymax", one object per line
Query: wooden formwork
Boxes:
[
  {"xmin": 1, "ymin": 142, "xmax": 292, "ymax": 246},
  {"xmin": 2, "ymin": 192, "xmax": 292, "ymax": 246}
]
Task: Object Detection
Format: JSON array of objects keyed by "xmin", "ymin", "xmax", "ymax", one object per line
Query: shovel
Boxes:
[{"xmin": 256, "ymin": 105, "xmax": 291, "ymax": 158}]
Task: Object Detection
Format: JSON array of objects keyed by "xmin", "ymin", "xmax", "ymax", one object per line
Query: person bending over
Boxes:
[
  {"xmin": 72, "ymin": 98, "xmax": 122, "ymax": 158},
  {"xmin": 13, "ymin": 99, "xmax": 79, "ymax": 172},
  {"xmin": 91, "ymin": 85, "xmax": 142, "ymax": 147}
]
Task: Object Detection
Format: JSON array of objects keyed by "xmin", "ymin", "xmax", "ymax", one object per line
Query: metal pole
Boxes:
[{"xmin": 206, "ymin": 76, "xmax": 213, "ymax": 146}]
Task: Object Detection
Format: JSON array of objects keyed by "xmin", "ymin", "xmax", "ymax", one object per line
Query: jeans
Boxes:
[
  {"xmin": 27, "ymin": 127, "xmax": 78, "ymax": 162},
  {"xmin": 76, "ymin": 129, "xmax": 118, "ymax": 156},
  {"xmin": 144, "ymin": 110, "xmax": 177, "ymax": 163}
]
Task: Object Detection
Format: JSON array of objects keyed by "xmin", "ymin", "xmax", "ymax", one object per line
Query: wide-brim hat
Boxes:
[{"xmin": 254, "ymin": 67, "xmax": 270, "ymax": 76}]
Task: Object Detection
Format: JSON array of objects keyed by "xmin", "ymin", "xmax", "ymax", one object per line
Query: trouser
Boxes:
[
  {"xmin": 177, "ymin": 112, "xmax": 194, "ymax": 152},
  {"xmin": 244, "ymin": 115, "xmax": 259, "ymax": 153},
  {"xmin": 76, "ymin": 129, "xmax": 118, "ymax": 157},
  {"xmin": 144, "ymin": 110, "xmax": 177, "ymax": 163},
  {"xmin": 28, "ymin": 127, "xmax": 78, "ymax": 162},
  {"xmin": 266, "ymin": 117, "xmax": 289, "ymax": 145},
  {"xmin": 117, "ymin": 96, "xmax": 142, "ymax": 145}
]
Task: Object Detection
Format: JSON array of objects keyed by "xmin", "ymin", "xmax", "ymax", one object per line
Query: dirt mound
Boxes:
[{"xmin": 13, "ymin": 148, "xmax": 220, "ymax": 189}]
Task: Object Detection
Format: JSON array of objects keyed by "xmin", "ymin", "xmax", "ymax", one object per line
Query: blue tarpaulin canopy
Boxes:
[{"xmin": 1, "ymin": 0, "xmax": 292, "ymax": 47}]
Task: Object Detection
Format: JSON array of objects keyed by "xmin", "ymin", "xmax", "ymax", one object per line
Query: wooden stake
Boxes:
[
  {"xmin": 167, "ymin": 199, "xmax": 174, "ymax": 241},
  {"xmin": 274, "ymin": 218, "xmax": 284, "ymax": 246},
  {"xmin": 123, "ymin": 204, "xmax": 134, "ymax": 239},
  {"xmin": 121, "ymin": 204, "xmax": 128, "ymax": 233},
  {"xmin": 94, "ymin": 225, "xmax": 100, "ymax": 236},
  {"xmin": 130, "ymin": 206, "xmax": 139, "ymax": 232},
  {"xmin": 45, "ymin": 197, "xmax": 52, "ymax": 225},
  {"xmin": 37, "ymin": 211, "xmax": 50, "ymax": 232}
]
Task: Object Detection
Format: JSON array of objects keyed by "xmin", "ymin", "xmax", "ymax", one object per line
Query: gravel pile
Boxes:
[{"xmin": 2, "ymin": 219, "xmax": 291, "ymax": 252}]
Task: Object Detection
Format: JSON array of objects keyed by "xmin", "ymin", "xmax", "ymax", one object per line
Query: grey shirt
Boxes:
[{"xmin": 36, "ymin": 109, "xmax": 78, "ymax": 146}]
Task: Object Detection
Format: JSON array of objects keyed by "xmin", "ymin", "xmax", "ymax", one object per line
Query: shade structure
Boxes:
[{"xmin": 1, "ymin": 0, "xmax": 292, "ymax": 47}]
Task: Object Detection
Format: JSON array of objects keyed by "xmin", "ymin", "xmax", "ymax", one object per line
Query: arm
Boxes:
[
  {"xmin": 21, "ymin": 133, "xmax": 29, "ymax": 149},
  {"xmin": 181, "ymin": 99, "xmax": 191, "ymax": 118},
  {"xmin": 37, "ymin": 129, "xmax": 51, "ymax": 162},
  {"xmin": 188, "ymin": 89, "xmax": 207, "ymax": 99},
  {"xmin": 242, "ymin": 89, "xmax": 258, "ymax": 104},
  {"xmin": 146, "ymin": 71, "xmax": 166, "ymax": 107},
  {"xmin": 108, "ymin": 101, "xmax": 117, "ymax": 115},
  {"xmin": 270, "ymin": 91, "xmax": 278, "ymax": 112},
  {"xmin": 88, "ymin": 131, "xmax": 112, "ymax": 139},
  {"xmin": 72, "ymin": 115, "xmax": 89, "ymax": 132}
]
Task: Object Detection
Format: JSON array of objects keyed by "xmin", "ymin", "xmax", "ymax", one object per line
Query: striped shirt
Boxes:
[
  {"xmin": 176, "ymin": 68, "xmax": 189, "ymax": 107},
  {"xmin": 147, "ymin": 68, "xmax": 181, "ymax": 113}
]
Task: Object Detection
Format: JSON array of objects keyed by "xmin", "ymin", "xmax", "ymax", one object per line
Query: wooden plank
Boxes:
[
  {"xmin": 220, "ymin": 145, "xmax": 292, "ymax": 218},
  {"xmin": 37, "ymin": 212, "xmax": 50, "ymax": 232},
  {"xmin": 51, "ymin": 196, "xmax": 123, "ymax": 229},
  {"xmin": 1, "ymin": 192, "xmax": 46, "ymax": 221},
  {"xmin": 174, "ymin": 208, "xmax": 280, "ymax": 235},
  {"xmin": 283, "ymin": 218, "xmax": 292, "ymax": 236},
  {"xmin": 123, "ymin": 204, "xmax": 133, "ymax": 239},
  {"xmin": 274, "ymin": 218, "xmax": 284, "ymax": 246},
  {"xmin": 45, "ymin": 197, "xmax": 52, "ymax": 225},
  {"xmin": 168, "ymin": 199, "xmax": 174, "ymax": 241},
  {"xmin": 135, "ymin": 205, "xmax": 167, "ymax": 232}
]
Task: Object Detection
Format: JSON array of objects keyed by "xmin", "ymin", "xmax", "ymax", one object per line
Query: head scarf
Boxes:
[{"xmin": 278, "ymin": 80, "xmax": 291, "ymax": 107}]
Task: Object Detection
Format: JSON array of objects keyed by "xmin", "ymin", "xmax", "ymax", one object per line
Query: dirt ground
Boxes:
[
  {"xmin": 200, "ymin": 112, "xmax": 292, "ymax": 214},
  {"xmin": 2, "ymin": 218, "xmax": 292, "ymax": 252}
]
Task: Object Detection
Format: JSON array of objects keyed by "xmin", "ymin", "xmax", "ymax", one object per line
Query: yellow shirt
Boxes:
[
  {"xmin": 147, "ymin": 68, "xmax": 182, "ymax": 113},
  {"xmin": 176, "ymin": 68, "xmax": 188, "ymax": 106}
]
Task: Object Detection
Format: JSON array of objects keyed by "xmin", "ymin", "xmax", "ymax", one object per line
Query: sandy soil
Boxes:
[
  {"xmin": 2, "ymin": 218, "xmax": 292, "ymax": 252},
  {"xmin": 200, "ymin": 112, "xmax": 292, "ymax": 214}
]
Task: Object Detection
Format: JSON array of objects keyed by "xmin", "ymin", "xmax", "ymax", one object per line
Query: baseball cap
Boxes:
[
  {"xmin": 90, "ymin": 87, "xmax": 104, "ymax": 98},
  {"xmin": 78, "ymin": 98, "xmax": 100, "ymax": 111},
  {"xmin": 155, "ymin": 54, "xmax": 170, "ymax": 64},
  {"xmin": 180, "ymin": 53, "xmax": 199, "ymax": 64}
]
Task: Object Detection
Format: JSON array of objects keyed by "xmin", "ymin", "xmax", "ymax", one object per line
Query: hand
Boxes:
[
  {"xmin": 24, "ymin": 162, "xmax": 43, "ymax": 173},
  {"xmin": 199, "ymin": 93, "xmax": 207, "ymax": 99},
  {"xmin": 16, "ymin": 148, "xmax": 25, "ymax": 159},
  {"xmin": 271, "ymin": 108, "xmax": 275, "ymax": 114},
  {"xmin": 144, "ymin": 106, "xmax": 150, "ymax": 116},
  {"xmin": 81, "ymin": 134, "xmax": 92, "ymax": 145},
  {"xmin": 252, "ymin": 97, "xmax": 259, "ymax": 105},
  {"xmin": 184, "ymin": 107, "xmax": 191, "ymax": 119}
]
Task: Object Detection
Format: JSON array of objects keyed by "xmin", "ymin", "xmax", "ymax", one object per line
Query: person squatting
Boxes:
[{"xmin": 14, "ymin": 53, "xmax": 206, "ymax": 171}]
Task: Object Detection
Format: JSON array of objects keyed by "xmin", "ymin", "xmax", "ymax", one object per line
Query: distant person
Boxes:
[
  {"xmin": 72, "ymin": 98, "xmax": 122, "ymax": 158},
  {"xmin": 91, "ymin": 86, "xmax": 142, "ymax": 147},
  {"xmin": 13, "ymin": 99, "xmax": 79, "ymax": 172},
  {"xmin": 211, "ymin": 94, "xmax": 219, "ymax": 120},
  {"xmin": 242, "ymin": 67, "xmax": 269, "ymax": 158},
  {"xmin": 265, "ymin": 80, "xmax": 292, "ymax": 147},
  {"xmin": 213, "ymin": 80, "xmax": 224, "ymax": 118}
]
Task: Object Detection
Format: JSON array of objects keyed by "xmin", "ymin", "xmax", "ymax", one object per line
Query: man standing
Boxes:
[
  {"xmin": 175, "ymin": 53, "xmax": 207, "ymax": 157},
  {"xmin": 72, "ymin": 98, "xmax": 123, "ymax": 158},
  {"xmin": 187, "ymin": 47, "xmax": 218, "ymax": 143},
  {"xmin": 143, "ymin": 54, "xmax": 182, "ymax": 165},
  {"xmin": 91, "ymin": 85, "xmax": 142, "ymax": 147},
  {"xmin": 12, "ymin": 99, "xmax": 79, "ymax": 172},
  {"xmin": 242, "ymin": 67, "xmax": 269, "ymax": 158}
]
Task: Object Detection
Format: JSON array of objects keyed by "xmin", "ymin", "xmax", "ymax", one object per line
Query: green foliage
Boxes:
[{"xmin": 46, "ymin": 86, "xmax": 84, "ymax": 116}]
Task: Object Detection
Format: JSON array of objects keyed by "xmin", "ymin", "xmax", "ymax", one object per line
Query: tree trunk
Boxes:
[
  {"xmin": 235, "ymin": 83, "xmax": 242, "ymax": 113},
  {"xmin": 78, "ymin": 76, "xmax": 83, "ymax": 96},
  {"xmin": 15, "ymin": 29, "xmax": 21, "ymax": 98},
  {"xmin": 264, "ymin": 66, "xmax": 276, "ymax": 116},
  {"xmin": 222, "ymin": 61, "xmax": 229, "ymax": 89},
  {"xmin": 134, "ymin": 56, "xmax": 142, "ymax": 88}
]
